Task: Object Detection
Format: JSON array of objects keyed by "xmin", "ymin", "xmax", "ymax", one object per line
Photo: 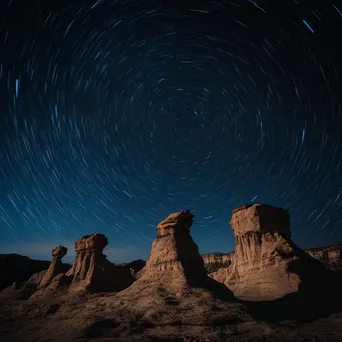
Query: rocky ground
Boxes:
[{"xmin": 1, "ymin": 291, "xmax": 342, "ymax": 342}]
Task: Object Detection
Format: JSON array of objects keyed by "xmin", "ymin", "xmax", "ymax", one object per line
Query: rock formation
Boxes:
[
  {"xmin": 211, "ymin": 203, "xmax": 339, "ymax": 301},
  {"xmin": 138, "ymin": 210, "xmax": 210, "ymax": 287},
  {"xmin": 37, "ymin": 245, "xmax": 68, "ymax": 289},
  {"xmin": 306, "ymin": 242, "xmax": 342, "ymax": 272},
  {"xmin": 202, "ymin": 242, "xmax": 342, "ymax": 277},
  {"xmin": 24, "ymin": 246, "xmax": 71, "ymax": 299},
  {"xmin": 65, "ymin": 233, "xmax": 134, "ymax": 292},
  {"xmin": 115, "ymin": 211, "xmax": 250, "ymax": 326},
  {"xmin": 202, "ymin": 252, "xmax": 233, "ymax": 274}
]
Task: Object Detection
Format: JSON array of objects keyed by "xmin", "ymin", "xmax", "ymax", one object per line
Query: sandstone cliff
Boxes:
[
  {"xmin": 306, "ymin": 242, "xmax": 342, "ymax": 271},
  {"xmin": 202, "ymin": 242, "xmax": 342, "ymax": 275},
  {"xmin": 202, "ymin": 252, "xmax": 233, "ymax": 273}
]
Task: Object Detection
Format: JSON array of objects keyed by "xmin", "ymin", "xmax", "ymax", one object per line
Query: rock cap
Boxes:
[
  {"xmin": 52, "ymin": 246, "xmax": 67, "ymax": 258},
  {"xmin": 230, "ymin": 203, "xmax": 290, "ymax": 238},
  {"xmin": 75, "ymin": 234, "xmax": 108, "ymax": 253},
  {"xmin": 156, "ymin": 210, "xmax": 194, "ymax": 236}
]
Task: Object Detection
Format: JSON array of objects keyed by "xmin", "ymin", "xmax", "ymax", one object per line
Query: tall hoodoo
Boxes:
[
  {"xmin": 119, "ymin": 210, "xmax": 236, "ymax": 298},
  {"xmin": 211, "ymin": 203, "xmax": 335, "ymax": 301},
  {"xmin": 140, "ymin": 210, "xmax": 209, "ymax": 286},
  {"xmin": 38, "ymin": 245, "xmax": 68, "ymax": 289}
]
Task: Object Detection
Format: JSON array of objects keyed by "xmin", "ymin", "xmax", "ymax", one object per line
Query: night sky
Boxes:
[{"xmin": 0, "ymin": 0, "xmax": 342, "ymax": 263}]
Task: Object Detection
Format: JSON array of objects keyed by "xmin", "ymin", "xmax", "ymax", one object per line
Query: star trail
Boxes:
[{"xmin": 0, "ymin": 0, "xmax": 342, "ymax": 262}]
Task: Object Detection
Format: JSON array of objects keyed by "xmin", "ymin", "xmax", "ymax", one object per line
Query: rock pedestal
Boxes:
[
  {"xmin": 306, "ymin": 243, "xmax": 342, "ymax": 272},
  {"xmin": 211, "ymin": 204, "xmax": 336, "ymax": 301},
  {"xmin": 66, "ymin": 234, "xmax": 134, "ymax": 293},
  {"xmin": 38, "ymin": 246, "xmax": 68, "ymax": 289},
  {"xmin": 139, "ymin": 210, "xmax": 211, "ymax": 287}
]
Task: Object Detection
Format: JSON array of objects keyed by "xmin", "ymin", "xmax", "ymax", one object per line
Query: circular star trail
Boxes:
[{"xmin": 0, "ymin": 0, "xmax": 342, "ymax": 262}]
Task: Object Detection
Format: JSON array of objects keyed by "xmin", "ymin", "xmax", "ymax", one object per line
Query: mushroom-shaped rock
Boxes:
[
  {"xmin": 211, "ymin": 203, "xmax": 340, "ymax": 302},
  {"xmin": 115, "ymin": 211, "xmax": 250, "ymax": 327},
  {"xmin": 66, "ymin": 233, "xmax": 134, "ymax": 293},
  {"xmin": 52, "ymin": 245, "xmax": 68, "ymax": 258},
  {"xmin": 38, "ymin": 245, "xmax": 69, "ymax": 289},
  {"xmin": 140, "ymin": 210, "xmax": 210, "ymax": 286},
  {"xmin": 75, "ymin": 234, "xmax": 108, "ymax": 253}
]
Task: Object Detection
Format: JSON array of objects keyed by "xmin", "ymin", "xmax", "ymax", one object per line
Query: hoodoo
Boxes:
[
  {"xmin": 211, "ymin": 203, "xmax": 338, "ymax": 301},
  {"xmin": 137, "ymin": 210, "xmax": 212, "ymax": 286},
  {"xmin": 38, "ymin": 245, "xmax": 68, "ymax": 289},
  {"xmin": 66, "ymin": 233, "xmax": 134, "ymax": 292}
]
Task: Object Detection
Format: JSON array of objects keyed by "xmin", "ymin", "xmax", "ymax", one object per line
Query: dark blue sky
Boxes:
[{"xmin": 0, "ymin": 0, "xmax": 342, "ymax": 263}]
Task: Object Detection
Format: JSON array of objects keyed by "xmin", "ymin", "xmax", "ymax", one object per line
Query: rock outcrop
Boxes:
[
  {"xmin": 37, "ymin": 245, "xmax": 68, "ymax": 289},
  {"xmin": 65, "ymin": 233, "xmax": 134, "ymax": 293},
  {"xmin": 211, "ymin": 203, "xmax": 339, "ymax": 301},
  {"xmin": 202, "ymin": 242, "xmax": 342, "ymax": 277},
  {"xmin": 202, "ymin": 252, "xmax": 233, "ymax": 274},
  {"xmin": 26, "ymin": 246, "xmax": 71, "ymax": 299},
  {"xmin": 306, "ymin": 242, "xmax": 342, "ymax": 272},
  {"xmin": 137, "ymin": 210, "xmax": 211, "ymax": 287}
]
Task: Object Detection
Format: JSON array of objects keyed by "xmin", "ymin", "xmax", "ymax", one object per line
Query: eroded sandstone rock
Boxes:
[
  {"xmin": 139, "ymin": 210, "xmax": 210, "ymax": 287},
  {"xmin": 66, "ymin": 233, "xmax": 134, "ymax": 293},
  {"xmin": 202, "ymin": 252, "xmax": 233, "ymax": 274},
  {"xmin": 37, "ymin": 245, "xmax": 68, "ymax": 289},
  {"xmin": 306, "ymin": 242, "xmax": 342, "ymax": 272},
  {"xmin": 202, "ymin": 243, "xmax": 342, "ymax": 277},
  {"xmin": 211, "ymin": 203, "xmax": 338, "ymax": 301}
]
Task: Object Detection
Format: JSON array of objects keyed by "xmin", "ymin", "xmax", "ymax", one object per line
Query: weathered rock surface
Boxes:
[
  {"xmin": 27, "ymin": 246, "xmax": 71, "ymax": 299},
  {"xmin": 306, "ymin": 242, "xmax": 342, "ymax": 272},
  {"xmin": 0, "ymin": 254, "xmax": 50, "ymax": 291},
  {"xmin": 124, "ymin": 210, "xmax": 231, "ymax": 289},
  {"xmin": 202, "ymin": 252, "xmax": 233, "ymax": 273},
  {"xmin": 65, "ymin": 233, "xmax": 134, "ymax": 293},
  {"xmin": 202, "ymin": 243, "xmax": 342, "ymax": 277},
  {"xmin": 211, "ymin": 204, "xmax": 340, "ymax": 301},
  {"xmin": 37, "ymin": 245, "xmax": 68, "ymax": 289}
]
